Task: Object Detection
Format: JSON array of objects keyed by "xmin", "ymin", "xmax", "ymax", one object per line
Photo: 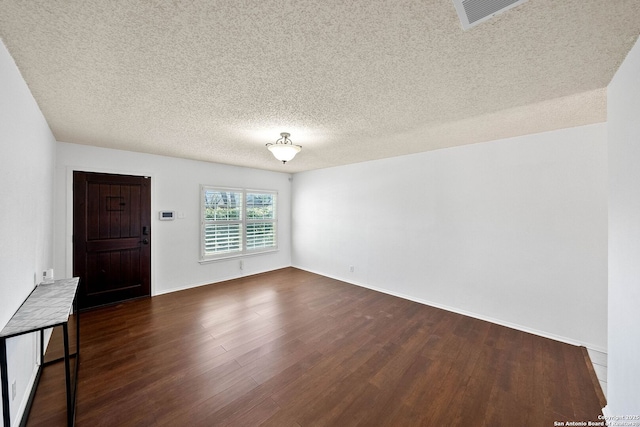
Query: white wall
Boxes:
[
  {"xmin": 607, "ymin": 36, "xmax": 640, "ymax": 415},
  {"xmin": 0, "ymin": 41, "xmax": 56, "ymax": 424},
  {"xmin": 54, "ymin": 142, "xmax": 292, "ymax": 296},
  {"xmin": 292, "ymin": 123, "xmax": 608, "ymax": 351}
]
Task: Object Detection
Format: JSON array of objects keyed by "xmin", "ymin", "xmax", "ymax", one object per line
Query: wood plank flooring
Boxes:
[{"xmin": 26, "ymin": 267, "xmax": 604, "ymax": 426}]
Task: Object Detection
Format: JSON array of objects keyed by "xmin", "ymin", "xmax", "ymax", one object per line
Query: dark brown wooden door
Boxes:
[{"xmin": 73, "ymin": 171, "xmax": 151, "ymax": 309}]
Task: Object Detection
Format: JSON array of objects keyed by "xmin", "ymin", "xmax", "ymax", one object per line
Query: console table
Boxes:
[{"xmin": 0, "ymin": 277, "xmax": 80, "ymax": 427}]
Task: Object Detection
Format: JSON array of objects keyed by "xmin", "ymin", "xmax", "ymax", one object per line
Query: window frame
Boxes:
[{"xmin": 200, "ymin": 185, "xmax": 278, "ymax": 262}]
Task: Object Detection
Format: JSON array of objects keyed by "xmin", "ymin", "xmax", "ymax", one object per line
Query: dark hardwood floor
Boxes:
[{"xmin": 26, "ymin": 267, "xmax": 604, "ymax": 426}]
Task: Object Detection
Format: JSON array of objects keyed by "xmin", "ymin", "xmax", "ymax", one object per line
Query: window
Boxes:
[{"xmin": 201, "ymin": 186, "xmax": 277, "ymax": 260}]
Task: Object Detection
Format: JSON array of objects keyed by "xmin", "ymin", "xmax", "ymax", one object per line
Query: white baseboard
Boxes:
[
  {"xmin": 13, "ymin": 328, "xmax": 52, "ymax": 426},
  {"xmin": 13, "ymin": 363, "xmax": 40, "ymax": 425},
  {"xmin": 292, "ymin": 265, "xmax": 607, "ymax": 354}
]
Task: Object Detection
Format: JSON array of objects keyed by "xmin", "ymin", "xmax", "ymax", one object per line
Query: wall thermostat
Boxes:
[{"xmin": 159, "ymin": 211, "xmax": 176, "ymax": 220}]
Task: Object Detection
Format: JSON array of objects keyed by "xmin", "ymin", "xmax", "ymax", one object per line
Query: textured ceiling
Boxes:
[{"xmin": 1, "ymin": 1, "xmax": 638, "ymax": 173}]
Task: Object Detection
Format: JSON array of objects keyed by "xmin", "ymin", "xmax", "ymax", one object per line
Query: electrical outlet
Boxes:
[
  {"xmin": 11, "ymin": 380, "xmax": 16, "ymax": 401},
  {"xmin": 349, "ymin": 265, "xmax": 355, "ymax": 273}
]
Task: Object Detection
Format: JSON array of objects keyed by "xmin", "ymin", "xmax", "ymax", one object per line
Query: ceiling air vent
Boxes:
[{"xmin": 453, "ymin": 0, "xmax": 528, "ymax": 30}]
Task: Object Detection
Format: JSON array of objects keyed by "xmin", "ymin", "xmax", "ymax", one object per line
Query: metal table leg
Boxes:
[
  {"xmin": 62, "ymin": 323, "xmax": 72, "ymax": 427},
  {"xmin": 1, "ymin": 338, "xmax": 10, "ymax": 426}
]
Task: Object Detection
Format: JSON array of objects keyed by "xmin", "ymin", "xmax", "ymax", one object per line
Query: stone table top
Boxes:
[{"xmin": 0, "ymin": 277, "xmax": 79, "ymax": 339}]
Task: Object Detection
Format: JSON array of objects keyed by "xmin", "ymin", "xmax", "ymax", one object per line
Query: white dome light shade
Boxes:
[
  {"xmin": 266, "ymin": 132, "xmax": 302, "ymax": 164},
  {"xmin": 267, "ymin": 143, "xmax": 301, "ymax": 163}
]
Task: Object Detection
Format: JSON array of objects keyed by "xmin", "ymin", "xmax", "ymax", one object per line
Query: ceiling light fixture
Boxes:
[{"xmin": 266, "ymin": 132, "xmax": 302, "ymax": 164}]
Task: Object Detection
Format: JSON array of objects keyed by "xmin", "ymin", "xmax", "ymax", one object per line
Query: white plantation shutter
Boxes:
[
  {"xmin": 202, "ymin": 189, "xmax": 243, "ymax": 256},
  {"xmin": 246, "ymin": 222, "xmax": 276, "ymax": 250},
  {"xmin": 246, "ymin": 192, "xmax": 276, "ymax": 251},
  {"xmin": 201, "ymin": 187, "xmax": 277, "ymax": 260},
  {"xmin": 204, "ymin": 224, "xmax": 242, "ymax": 254}
]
